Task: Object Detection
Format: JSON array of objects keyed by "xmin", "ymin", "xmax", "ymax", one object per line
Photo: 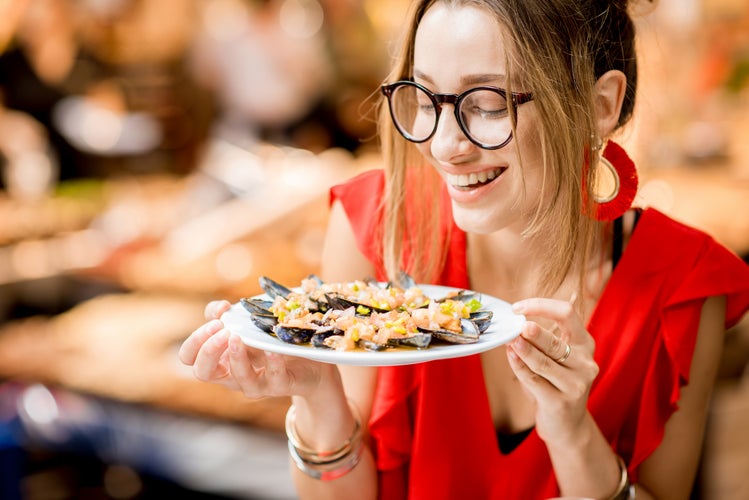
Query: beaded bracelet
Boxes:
[{"xmin": 285, "ymin": 400, "xmax": 363, "ymax": 480}]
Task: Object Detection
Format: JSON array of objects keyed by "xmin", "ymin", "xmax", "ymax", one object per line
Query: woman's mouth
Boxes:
[{"xmin": 445, "ymin": 167, "xmax": 507, "ymax": 190}]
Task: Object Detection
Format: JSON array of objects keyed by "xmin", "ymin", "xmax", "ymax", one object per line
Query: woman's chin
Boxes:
[{"xmin": 451, "ymin": 205, "xmax": 506, "ymax": 234}]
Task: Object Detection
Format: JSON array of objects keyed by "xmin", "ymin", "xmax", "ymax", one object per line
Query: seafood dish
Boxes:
[{"xmin": 240, "ymin": 273, "xmax": 494, "ymax": 352}]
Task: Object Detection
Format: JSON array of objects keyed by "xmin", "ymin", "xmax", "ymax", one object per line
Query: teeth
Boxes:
[{"xmin": 447, "ymin": 168, "xmax": 504, "ymax": 188}]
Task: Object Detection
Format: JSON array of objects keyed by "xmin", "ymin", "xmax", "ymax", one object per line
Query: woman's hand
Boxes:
[
  {"xmin": 178, "ymin": 300, "xmax": 337, "ymax": 399},
  {"xmin": 505, "ymin": 298, "xmax": 599, "ymax": 446}
]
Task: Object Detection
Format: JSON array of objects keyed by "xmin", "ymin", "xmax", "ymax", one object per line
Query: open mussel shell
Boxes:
[
  {"xmin": 421, "ymin": 318, "xmax": 481, "ymax": 344},
  {"xmin": 359, "ymin": 339, "xmax": 388, "ymax": 352},
  {"xmin": 435, "ymin": 289, "xmax": 482, "ymax": 304},
  {"xmin": 273, "ymin": 324, "xmax": 316, "ymax": 344},
  {"xmin": 387, "ymin": 270, "xmax": 416, "ymax": 291},
  {"xmin": 304, "ymin": 273, "xmax": 325, "ymax": 287},
  {"xmin": 241, "ymin": 297, "xmax": 274, "ymax": 315},
  {"xmin": 324, "ymin": 294, "xmax": 391, "ymax": 315},
  {"xmin": 311, "ymin": 326, "xmax": 342, "ymax": 348},
  {"xmin": 387, "ymin": 332, "xmax": 432, "ymax": 349},
  {"xmin": 470, "ymin": 310, "xmax": 493, "ymax": 334},
  {"xmin": 258, "ymin": 276, "xmax": 294, "ymax": 299},
  {"xmin": 251, "ymin": 313, "xmax": 278, "ymax": 333}
]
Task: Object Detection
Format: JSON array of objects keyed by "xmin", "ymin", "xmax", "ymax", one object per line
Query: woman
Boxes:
[{"xmin": 179, "ymin": 1, "xmax": 749, "ymax": 498}]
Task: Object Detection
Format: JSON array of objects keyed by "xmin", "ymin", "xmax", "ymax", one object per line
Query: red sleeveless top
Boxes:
[{"xmin": 330, "ymin": 169, "xmax": 749, "ymax": 499}]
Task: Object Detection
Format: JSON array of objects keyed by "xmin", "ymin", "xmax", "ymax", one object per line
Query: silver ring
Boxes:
[{"xmin": 555, "ymin": 343, "xmax": 571, "ymax": 364}]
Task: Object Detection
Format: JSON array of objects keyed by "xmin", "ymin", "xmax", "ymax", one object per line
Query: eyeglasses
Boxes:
[{"xmin": 381, "ymin": 80, "xmax": 534, "ymax": 150}]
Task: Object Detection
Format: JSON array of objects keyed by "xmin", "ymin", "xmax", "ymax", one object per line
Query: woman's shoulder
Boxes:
[
  {"xmin": 632, "ymin": 207, "xmax": 744, "ymax": 266},
  {"xmin": 328, "ymin": 169, "xmax": 386, "ymax": 272},
  {"xmin": 329, "ymin": 168, "xmax": 385, "ymax": 205},
  {"xmin": 628, "ymin": 207, "xmax": 749, "ymax": 327}
]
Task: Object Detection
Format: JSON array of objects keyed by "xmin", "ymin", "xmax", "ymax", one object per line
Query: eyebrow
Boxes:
[{"xmin": 413, "ymin": 70, "xmax": 507, "ymax": 86}]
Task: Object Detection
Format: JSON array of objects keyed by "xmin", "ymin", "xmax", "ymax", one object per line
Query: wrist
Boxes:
[
  {"xmin": 290, "ymin": 369, "xmax": 356, "ymax": 451},
  {"xmin": 286, "ymin": 396, "xmax": 363, "ymax": 481},
  {"xmin": 542, "ymin": 410, "xmax": 596, "ymax": 453}
]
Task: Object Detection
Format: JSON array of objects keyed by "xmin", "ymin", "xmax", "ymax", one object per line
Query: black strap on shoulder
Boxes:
[
  {"xmin": 612, "ymin": 208, "xmax": 643, "ymax": 270},
  {"xmin": 612, "ymin": 215, "xmax": 624, "ymax": 269}
]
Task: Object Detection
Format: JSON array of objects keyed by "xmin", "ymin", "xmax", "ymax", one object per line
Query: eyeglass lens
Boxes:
[{"xmin": 388, "ymin": 83, "xmax": 513, "ymax": 148}]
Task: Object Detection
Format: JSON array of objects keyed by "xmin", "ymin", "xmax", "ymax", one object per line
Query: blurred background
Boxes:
[{"xmin": 0, "ymin": 0, "xmax": 747, "ymax": 498}]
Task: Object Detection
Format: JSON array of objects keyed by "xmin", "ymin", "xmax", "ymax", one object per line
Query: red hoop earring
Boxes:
[{"xmin": 586, "ymin": 140, "xmax": 638, "ymax": 222}]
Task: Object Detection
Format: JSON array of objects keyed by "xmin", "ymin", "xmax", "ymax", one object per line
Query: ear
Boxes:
[{"xmin": 594, "ymin": 70, "xmax": 627, "ymax": 138}]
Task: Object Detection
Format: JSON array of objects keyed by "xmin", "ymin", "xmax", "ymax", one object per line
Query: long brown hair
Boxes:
[{"xmin": 378, "ymin": 0, "xmax": 640, "ymax": 295}]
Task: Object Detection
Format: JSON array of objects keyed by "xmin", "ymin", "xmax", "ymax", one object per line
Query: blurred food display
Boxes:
[{"xmin": 0, "ymin": 0, "xmax": 747, "ymax": 499}]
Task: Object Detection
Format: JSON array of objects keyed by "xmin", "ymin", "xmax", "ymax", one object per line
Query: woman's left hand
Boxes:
[{"xmin": 506, "ymin": 298, "xmax": 599, "ymax": 446}]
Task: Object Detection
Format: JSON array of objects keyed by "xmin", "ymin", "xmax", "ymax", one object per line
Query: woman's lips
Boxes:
[{"xmin": 445, "ymin": 167, "xmax": 507, "ymax": 190}]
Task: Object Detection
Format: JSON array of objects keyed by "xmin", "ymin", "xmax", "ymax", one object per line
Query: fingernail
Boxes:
[
  {"xmin": 207, "ymin": 319, "xmax": 223, "ymax": 331},
  {"xmin": 511, "ymin": 302, "xmax": 525, "ymax": 313}
]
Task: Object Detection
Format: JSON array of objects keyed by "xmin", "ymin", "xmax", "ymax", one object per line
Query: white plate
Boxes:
[{"xmin": 221, "ymin": 284, "xmax": 525, "ymax": 366}]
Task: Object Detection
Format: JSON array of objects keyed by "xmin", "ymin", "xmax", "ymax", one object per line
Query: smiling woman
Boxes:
[{"xmin": 180, "ymin": 1, "xmax": 749, "ymax": 499}]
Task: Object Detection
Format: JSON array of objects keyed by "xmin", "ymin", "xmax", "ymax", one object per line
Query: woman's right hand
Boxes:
[{"xmin": 178, "ymin": 300, "xmax": 339, "ymax": 399}]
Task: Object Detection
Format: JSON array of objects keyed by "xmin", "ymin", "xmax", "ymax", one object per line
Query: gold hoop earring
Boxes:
[
  {"xmin": 593, "ymin": 156, "xmax": 621, "ymax": 204},
  {"xmin": 584, "ymin": 141, "xmax": 638, "ymax": 221}
]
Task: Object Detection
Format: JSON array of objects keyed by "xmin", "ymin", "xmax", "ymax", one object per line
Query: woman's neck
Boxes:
[{"xmin": 466, "ymin": 226, "xmax": 609, "ymax": 308}]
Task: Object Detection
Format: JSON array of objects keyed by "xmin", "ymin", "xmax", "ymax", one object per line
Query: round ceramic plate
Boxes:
[{"xmin": 221, "ymin": 284, "xmax": 525, "ymax": 366}]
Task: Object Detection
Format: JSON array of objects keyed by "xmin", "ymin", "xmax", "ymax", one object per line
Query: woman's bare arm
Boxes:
[
  {"xmin": 634, "ymin": 295, "xmax": 726, "ymax": 499},
  {"xmin": 290, "ymin": 199, "xmax": 379, "ymax": 500}
]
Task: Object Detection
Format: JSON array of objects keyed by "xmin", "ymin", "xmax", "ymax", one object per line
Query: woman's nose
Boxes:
[{"xmin": 430, "ymin": 106, "xmax": 473, "ymax": 160}]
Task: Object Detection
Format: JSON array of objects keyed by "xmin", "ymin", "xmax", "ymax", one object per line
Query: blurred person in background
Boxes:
[
  {"xmin": 188, "ymin": 0, "xmax": 387, "ymax": 153},
  {"xmin": 0, "ymin": 0, "xmax": 212, "ymax": 179},
  {"xmin": 181, "ymin": 0, "xmax": 749, "ymax": 499}
]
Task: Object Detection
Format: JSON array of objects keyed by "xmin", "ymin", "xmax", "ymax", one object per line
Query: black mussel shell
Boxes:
[
  {"xmin": 359, "ymin": 339, "xmax": 388, "ymax": 352},
  {"xmin": 470, "ymin": 310, "xmax": 493, "ymax": 334},
  {"xmin": 259, "ymin": 276, "xmax": 294, "ymax": 299},
  {"xmin": 387, "ymin": 332, "xmax": 432, "ymax": 349},
  {"xmin": 251, "ymin": 313, "xmax": 278, "ymax": 333},
  {"xmin": 324, "ymin": 294, "xmax": 390, "ymax": 315},
  {"xmin": 435, "ymin": 289, "xmax": 482, "ymax": 304},
  {"xmin": 387, "ymin": 270, "xmax": 416, "ymax": 291},
  {"xmin": 304, "ymin": 274, "xmax": 325, "ymax": 287},
  {"xmin": 273, "ymin": 325, "xmax": 315, "ymax": 344},
  {"xmin": 311, "ymin": 327, "xmax": 341, "ymax": 348},
  {"xmin": 241, "ymin": 297, "xmax": 274, "ymax": 315},
  {"xmin": 421, "ymin": 318, "xmax": 480, "ymax": 344}
]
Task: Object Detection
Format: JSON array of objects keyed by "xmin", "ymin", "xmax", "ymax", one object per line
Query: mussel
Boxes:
[
  {"xmin": 419, "ymin": 318, "xmax": 481, "ymax": 344},
  {"xmin": 387, "ymin": 332, "xmax": 432, "ymax": 349},
  {"xmin": 469, "ymin": 310, "xmax": 493, "ymax": 334},
  {"xmin": 273, "ymin": 324, "xmax": 316, "ymax": 345},
  {"xmin": 241, "ymin": 297, "xmax": 275, "ymax": 315},
  {"xmin": 324, "ymin": 293, "xmax": 391, "ymax": 315}
]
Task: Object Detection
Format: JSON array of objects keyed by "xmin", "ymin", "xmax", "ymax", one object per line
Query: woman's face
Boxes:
[{"xmin": 412, "ymin": 2, "xmax": 545, "ymax": 233}]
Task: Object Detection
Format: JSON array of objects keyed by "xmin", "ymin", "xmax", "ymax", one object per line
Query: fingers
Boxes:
[
  {"xmin": 228, "ymin": 334, "xmax": 294, "ymax": 398},
  {"xmin": 507, "ymin": 321, "xmax": 599, "ymax": 398},
  {"xmin": 512, "ymin": 298, "xmax": 582, "ymax": 341},
  {"xmin": 508, "ymin": 327, "xmax": 569, "ymax": 393},
  {"xmin": 227, "ymin": 333, "xmax": 265, "ymax": 396},
  {"xmin": 178, "ymin": 319, "xmax": 224, "ymax": 365},
  {"xmin": 192, "ymin": 328, "xmax": 231, "ymax": 381},
  {"xmin": 521, "ymin": 320, "xmax": 571, "ymax": 365},
  {"xmin": 205, "ymin": 300, "xmax": 232, "ymax": 321}
]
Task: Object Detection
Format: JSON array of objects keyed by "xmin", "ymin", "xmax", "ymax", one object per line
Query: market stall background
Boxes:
[{"xmin": 0, "ymin": 0, "xmax": 747, "ymax": 499}]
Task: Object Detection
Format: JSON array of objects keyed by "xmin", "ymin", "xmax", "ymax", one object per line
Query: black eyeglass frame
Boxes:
[{"xmin": 381, "ymin": 80, "xmax": 534, "ymax": 150}]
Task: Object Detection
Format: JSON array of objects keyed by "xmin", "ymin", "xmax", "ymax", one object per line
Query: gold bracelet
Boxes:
[
  {"xmin": 607, "ymin": 456, "xmax": 634, "ymax": 500},
  {"xmin": 285, "ymin": 399, "xmax": 363, "ymax": 478}
]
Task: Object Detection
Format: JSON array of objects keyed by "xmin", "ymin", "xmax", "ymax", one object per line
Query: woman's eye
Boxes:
[{"xmin": 471, "ymin": 106, "xmax": 508, "ymax": 119}]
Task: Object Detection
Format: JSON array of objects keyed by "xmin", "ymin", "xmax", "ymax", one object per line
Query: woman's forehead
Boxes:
[{"xmin": 413, "ymin": 3, "xmax": 508, "ymax": 85}]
